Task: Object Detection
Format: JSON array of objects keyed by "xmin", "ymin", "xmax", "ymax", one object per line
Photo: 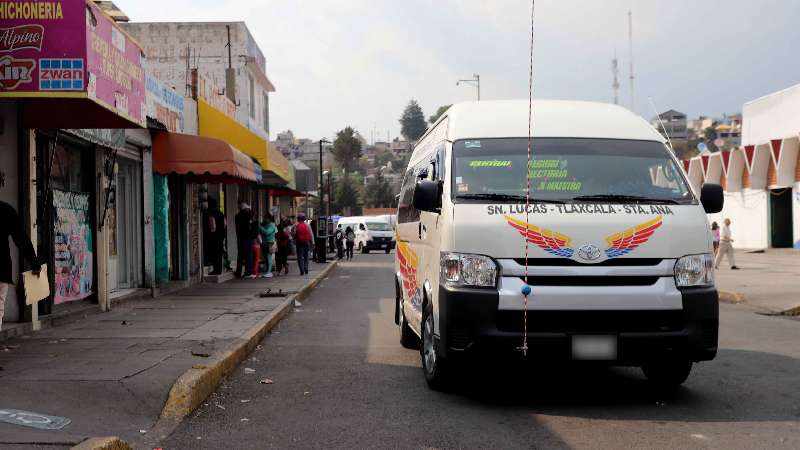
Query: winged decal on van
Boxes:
[
  {"xmin": 504, "ymin": 214, "xmax": 663, "ymax": 260},
  {"xmin": 504, "ymin": 215, "xmax": 574, "ymax": 258},
  {"xmin": 604, "ymin": 216, "xmax": 663, "ymax": 258}
]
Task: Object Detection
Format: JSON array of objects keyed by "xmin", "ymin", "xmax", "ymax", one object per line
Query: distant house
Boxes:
[{"xmin": 651, "ymin": 109, "xmax": 688, "ymax": 141}]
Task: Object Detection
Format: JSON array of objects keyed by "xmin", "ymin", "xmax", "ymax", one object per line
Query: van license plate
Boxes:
[{"xmin": 572, "ymin": 335, "xmax": 617, "ymax": 360}]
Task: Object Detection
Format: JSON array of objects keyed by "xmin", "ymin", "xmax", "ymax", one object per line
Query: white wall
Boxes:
[
  {"xmin": 0, "ymin": 101, "xmax": 20, "ymax": 322},
  {"xmin": 709, "ymin": 189, "xmax": 769, "ymax": 250},
  {"xmin": 794, "ymin": 183, "xmax": 800, "ymax": 249},
  {"xmin": 742, "ymin": 83, "xmax": 800, "ymax": 146}
]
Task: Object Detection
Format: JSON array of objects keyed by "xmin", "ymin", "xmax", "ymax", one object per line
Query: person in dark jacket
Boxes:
[
  {"xmin": 0, "ymin": 201, "xmax": 41, "ymax": 331},
  {"xmin": 234, "ymin": 202, "xmax": 257, "ymax": 278},
  {"xmin": 204, "ymin": 198, "xmax": 226, "ymax": 275}
]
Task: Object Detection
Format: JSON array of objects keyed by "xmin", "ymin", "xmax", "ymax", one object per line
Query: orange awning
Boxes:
[{"xmin": 152, "ymin": 132, "xmax": 259, "ymax": 184}]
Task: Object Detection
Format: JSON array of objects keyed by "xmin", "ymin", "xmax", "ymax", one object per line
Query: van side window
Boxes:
[{"xmin": 398, "ymin": 168, "xmax": 419, "ymax": 224}]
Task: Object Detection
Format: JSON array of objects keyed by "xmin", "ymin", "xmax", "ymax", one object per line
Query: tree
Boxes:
[
  {"xmin": 428, "ymin": 104, "xmax": 451, "ymax": 124},
  {"xmin": 364, "ymin": 171, "xmax": 395, "ymax": 208},
  {"xmin": 399, "ymin": 99, "xmax": 427, "ymax": 142},
  {"xmin": 331, "ymin": 127, "xmax": 363, "ymax": 173},
  {"xmin": 703, "ymin": 125, "xmax": 720, "ymax": 152},
  {"xmin": 333, "ymin": 173, "xmax": 362, "ymax": 216}
]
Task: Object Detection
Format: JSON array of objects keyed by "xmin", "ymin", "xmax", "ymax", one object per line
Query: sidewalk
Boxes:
[
  {"xmin": 0, "ymin": 260, "xmax": 336, "ymax": 448},
  {"xmin": 715, "ymin": 248, "xmax": 800, "ymax": 313}
]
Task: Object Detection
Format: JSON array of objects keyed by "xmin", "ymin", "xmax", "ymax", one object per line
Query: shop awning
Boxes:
[
  {"xmin": 198, "ymin": 100, "xmax": 291, "ymax": 184},
  {"xmin": 267, "ymin": 187, "xmax": 307, "ymax": 198},
  {"xmin": 152, "ymin": 132, "xmax": 260, "ymax": 184}
]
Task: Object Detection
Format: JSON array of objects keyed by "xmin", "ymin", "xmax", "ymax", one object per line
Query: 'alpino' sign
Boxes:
[{"xmin": 0, "ymin": 0, "xmax": 145, "ymax": 127}]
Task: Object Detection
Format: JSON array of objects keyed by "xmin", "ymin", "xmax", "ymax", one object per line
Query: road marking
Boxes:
[{"xmin": 0, "ymin": 409, "xmax": 71, "ymax": 430}]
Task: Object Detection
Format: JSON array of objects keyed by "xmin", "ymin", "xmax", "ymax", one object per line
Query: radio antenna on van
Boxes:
[
  {"xmin": 519, "ymin": 0, "xmax": 537, "ymax": 357},
  {"xmin": 649, "ymin": 97, "xmax": 675, "ymax": 153}
]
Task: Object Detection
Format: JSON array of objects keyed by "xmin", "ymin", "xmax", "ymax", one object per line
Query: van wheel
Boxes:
[
  {"xmin": 398, "ymin": 296, "xmax": 419, "ymax": 350},
  {"xmin": 642, "ymin": 359, "xmax": 693, "ymax": 389},
  {"xmin": 385, "ymin": 248, "xmax": 391, "ymax": 254},
  {"xmin": 421, "ymin": 304, "xmax": 450, "ymax": 390}
]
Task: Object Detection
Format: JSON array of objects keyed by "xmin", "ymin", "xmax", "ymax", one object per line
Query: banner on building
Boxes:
[
  {"xmin": 0, "ymin": 0, "xmax": 146, "ymax": 127},
  {"xmin": 52, "ymin": 189, "xmax": 93, "ymax": 304},
  {"xmin": 146, "ymin": 74, "xmax": 185, "ymax": 133}
]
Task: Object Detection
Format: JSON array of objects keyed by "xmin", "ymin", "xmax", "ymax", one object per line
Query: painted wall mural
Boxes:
[{"xmin": 52, "ymin": 189, "xmax": 93, "ymax": 304}]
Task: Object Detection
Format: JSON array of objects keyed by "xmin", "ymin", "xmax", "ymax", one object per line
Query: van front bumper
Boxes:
[{"xmin": 436, "ymin": 284, "xmax": 718, "ymax": 364}]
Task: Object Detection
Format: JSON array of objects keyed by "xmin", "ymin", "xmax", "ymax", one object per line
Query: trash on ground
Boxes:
[
  {"xmin": 191, "ymin": 349, "xmax": 211, "ymax": 357},
  {"xmin": 303, "ymin": 391, "xmax": 311, "ymax": 395},
  {"xmin": 240, "ymin": 399, "xmax": 251, "ymax": 403},
  {"xmin": 215, "ymin": 404, "xmax": 225, "ymax": 410},
  {"xmin": 244, "ymin": 367, "xmax": 256, "ymax": 374},
  {"xmin": 294, "ymin": 300, "xmax": 303, "ymax": 307},
  {"xmin": 260, "ymin": 378, "xmax": 274, "ymax": 384},
  {"xmin": 192, "ymin": 364, "xmax": 207, "ymax": 369},
  {"xmin": 240, "ymin": 418, "xmax": 249, "ymax": 422},
  {"xmin": 139, "ymin": 429, "xmax": 147, "ymax": 434}
]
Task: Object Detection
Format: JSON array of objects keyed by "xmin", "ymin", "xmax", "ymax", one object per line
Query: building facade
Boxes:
[{"xmin": 684, "ymin": 83, "xmax": 800, "ymax": 250}]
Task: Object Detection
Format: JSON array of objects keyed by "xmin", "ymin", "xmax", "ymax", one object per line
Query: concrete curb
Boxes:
[
  {"xmin": 719, "ymin": 290, "xmax": 745, "ymax": 304},
  {"xmin": 127, "ymin": 261, "xmax": 339, "ymax": 448},
  {"xmin": 72, "ymin": 437, "xmax": 132, "ymax": 450},
  {"xmin": 161, "ymin": 261, "xmax": 339, "ymax": 419}
]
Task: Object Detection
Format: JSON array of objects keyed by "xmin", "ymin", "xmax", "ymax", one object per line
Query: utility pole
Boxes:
[
  {"xmin": 457, "ymin": 74, "xmax": 481, "ymax": 101},
  {"xmin": 628, "ymin": 10, "xmax": 635, "ymax": 111},
  {"xmin": 317, "ymin": 138, "xmax": 330, "ymax": 263},
  {"xmin": 611, "ymin": 49, "xmax": 620, "ymax": 105}
]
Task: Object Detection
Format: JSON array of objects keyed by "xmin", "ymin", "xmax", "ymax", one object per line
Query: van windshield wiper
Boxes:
[
  {"xmin": 571, "ymin": 194, "xmax": 680, "ymax": 204},
  {"xmin": 456, "ymin": 193, "xmax": 565, "ymax": 204}
]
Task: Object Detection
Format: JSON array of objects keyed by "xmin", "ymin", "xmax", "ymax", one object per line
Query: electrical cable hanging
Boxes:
[{"xmin": 519, "ymin": 0, "xmax": 536, "ymax": 356}]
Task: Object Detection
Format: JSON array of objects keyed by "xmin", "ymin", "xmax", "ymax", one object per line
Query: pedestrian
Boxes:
[
  {"xmin": 294, "ymin": 213, "xmax": 313, "ymax": 275},
  {"xmin": 204, "ymin": 198, "xmax": 226, "ymax": 275},
  {"xmin": 234, "ymin": 201, "xmax": 257, "ymax": 278},
  {"xmin": 345, "ymin": 226, "xmax": 356, "ymax": 261},
  {"xmin": 335, "ymin": 224, "xmax": 344, "ymax": 259},
  {"xmin": 275, "ymin": 222, "xmax": 290, "ymax": 275},
  {"xmin": 711, "ymin": 221, "xmax": 720, "ymax": 257},
  {"xmin": 0, "ymin": 201, "xmax": 41, "ymax": 333},
  {"xmin": 259, "ymin": 214, "xmax": 277, "ymax": 278},
  {"xmin": 309, "ymin": 218, "xmax": 318, "ymax": 263},
  {"xmin": 714, "ymin": 218, "xmax": 739, "ymax": 270}
]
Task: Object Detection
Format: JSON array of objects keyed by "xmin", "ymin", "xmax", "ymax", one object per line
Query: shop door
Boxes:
[
  {"xmin": 770, "ymin": 189, "xmax": 793, "ymax": 248},
  {"xmin": 115, "ymin": 159, "xmax": 143, "ymax": 288}
]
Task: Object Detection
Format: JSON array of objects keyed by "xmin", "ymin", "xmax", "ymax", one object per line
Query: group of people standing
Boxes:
[
  {"xmin": 334, "ymin": 224, "xmax": 357, "ymax": 261},
  {"xmin": 204, "ymin": 200, "xmax": 317, "ymax": 279}
]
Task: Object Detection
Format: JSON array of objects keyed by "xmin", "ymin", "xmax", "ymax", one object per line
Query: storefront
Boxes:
[
  {"xmin": 0, "ymin": 0, "xmax": 145, "ymax": 320},
  {"xmin": 152, "ymin": 132, "xmax": 262, "ymax": 281}
]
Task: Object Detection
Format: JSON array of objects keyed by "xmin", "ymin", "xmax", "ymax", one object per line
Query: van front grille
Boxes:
[
  {"xmin": 521, "ymin": 276, "xmax": 661, "ymax": 286},
  {"xmin": 512, "ymin": 258, "xmax": 663, "ymax": 267}
]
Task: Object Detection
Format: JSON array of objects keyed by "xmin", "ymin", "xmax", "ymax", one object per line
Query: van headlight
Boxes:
[
  {"xmin": 674, "ymin": 254, "xmax": 714, "ymax": 287},
  {"xmin": 440, "ymin": 252, "xmax": 498, "ymax": 288}
]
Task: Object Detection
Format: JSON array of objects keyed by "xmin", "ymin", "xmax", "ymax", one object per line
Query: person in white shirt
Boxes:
[{"xmin": 714, "ymin": 218, "xmax": 739, "ymax": 270}]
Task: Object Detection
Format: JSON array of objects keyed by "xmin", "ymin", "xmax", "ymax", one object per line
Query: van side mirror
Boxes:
[
  {"xmin": 700, "ymin": 183, "xmax": 723, "ymax": 214},
  {"xmin": 413, "ymin": 180, "xmax": 441, "ymax": 213}
]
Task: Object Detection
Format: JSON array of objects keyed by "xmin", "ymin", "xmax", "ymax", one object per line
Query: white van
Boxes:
[
  {"xmin": 394, "ymin": 100, "xmax": 723, "ymax": 390},
  {"xmin": 337, "ymin": 216, "xmax": 396, "ymax": 253}
]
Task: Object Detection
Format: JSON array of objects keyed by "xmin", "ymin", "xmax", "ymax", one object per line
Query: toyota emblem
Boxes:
[{"xmin": 577, "ymin": 244, "xmax": 602, "ymax": 261}]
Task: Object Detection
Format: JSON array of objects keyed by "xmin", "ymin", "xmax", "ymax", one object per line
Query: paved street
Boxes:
[
  {"xmin": 164, "ymin": 253, "xmax": 800, "ymax": 450},
  {"xmin": 715, "ymin": 249, "xmax": 800, "ymax": 313}
]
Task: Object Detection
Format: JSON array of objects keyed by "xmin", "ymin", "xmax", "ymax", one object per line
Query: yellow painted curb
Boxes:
[
  {"xmin": 72, "ymin": 437, "xmax": 132, "ymax": 450},
  {"xmin": 160, "ymin": 260, "xmax": 339, "ymax": 420},
  {"xmin": 719, "ymin": 290, "xmax": 745, "ymax": 304}
]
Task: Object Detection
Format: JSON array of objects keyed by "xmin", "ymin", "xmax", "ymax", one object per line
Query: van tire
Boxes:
[
  {"xmin": 421, "ymin": 303, "xmax": 450, "ymax": 390},
  {"xmin": 398, "ymin": 297, "xmax": 419, "ymax": 350},
  {"xmin": 385, "ymin": 248, "xmax": 391, "ymax": 254},
  {"xmin": 642, "ymin": 359, "xmax": 693, "ymax": 389}
]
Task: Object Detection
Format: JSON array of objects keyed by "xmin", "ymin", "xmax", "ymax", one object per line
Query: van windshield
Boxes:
[
  {"xmin": 452, "ymin": 138, "xmax": 695, "ymax": 204},
  {"xmin": 366, "ymin": 222, "xmax": 393, "ymax": 231}
]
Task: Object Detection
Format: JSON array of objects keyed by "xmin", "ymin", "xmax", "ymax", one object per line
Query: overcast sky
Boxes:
[{"xmin": 118, "ymin": 0, "xmax": 800, "ymax": 142}]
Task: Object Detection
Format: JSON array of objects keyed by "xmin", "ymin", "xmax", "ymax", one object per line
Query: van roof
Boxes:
[{"xmin": 437, "ymin": 100, "xmax": 665, "ymax": 143}]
